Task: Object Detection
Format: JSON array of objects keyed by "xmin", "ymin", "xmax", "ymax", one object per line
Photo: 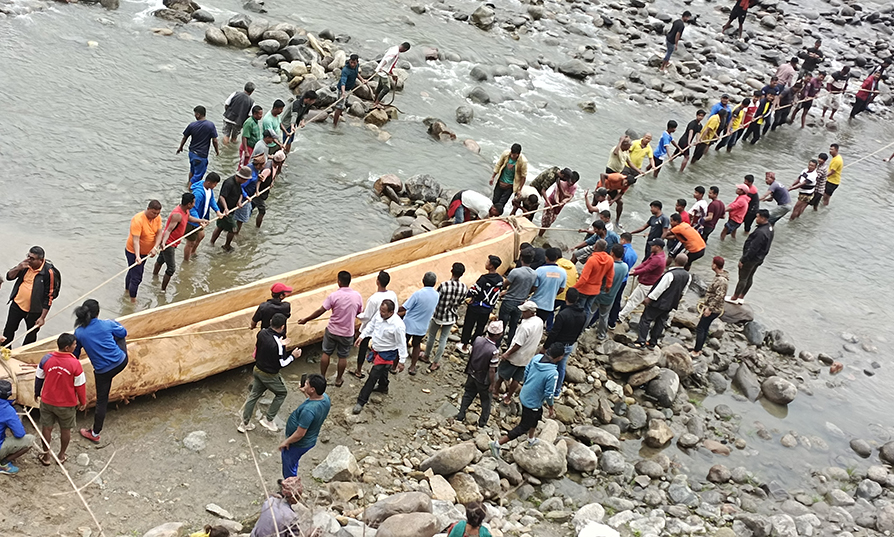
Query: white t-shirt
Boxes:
[
  {"xmin": 358, "ymin": 290, "xmax": 399, "ymax": 332},
  {"xmin": 690, "ymin": 199, "xmax": 709, "ymax": 222},
  {"xmin": 461, "ymin": 190, "xmax": 493, "ymax": 217},
  {"xmin": 375, "ymin": 46, "xmax": 400, "ymax": 75},
  {"xmin": 509, "ymin": 315, "xmax": 544, "ymax": 367}
]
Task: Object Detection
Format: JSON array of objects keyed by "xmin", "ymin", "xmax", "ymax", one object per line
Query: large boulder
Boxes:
[
  {"xmin": 573, "ymin": 504, "xmax": 606, "ymax": 533},
  {"xmin": 743, "ymin": 320, "xmax": 766, "ymax": 346},
  {"xmin": 364, "ymin": 109, "xmax": 389, "ymax": 127},
  {"xmin": 258, "ymin": 39, "xmax": 282, "ymax": 54},
  {"xmin": 469, "ymin": 65, "xmax": 490, "ymax": 81},
  {"xmin": 247, "ymin": 20, "xmax": 269, "ymax": 43},
  {"xmin": 468, "ymin": 464, "xmax": 501, "ymax": 498},
  {"xmin": 558, "ymin": 59, "xmax": 595, "ymax": 80},
  {"xmin": 761, "ymin": 376, "xmax": 797, "ymax": 405},
  {"xmin": 221, "ymin": 26, "xmax": 251, "ymax": 49},
  {"xmin": 374, "ymin": 174, "xmax": 403, "ymax": 197},
  {"xmin": 610, "ymin": 346, "xmax": 660, "ymax": 373},
  {"xmin": 448, "ymin": 472, "xmax": 483, "ymax": 503},
  {"xmin": 566, "ymin": 439, "xmax": 598, "ymax": 473},
  {"xmin": 262, "ymin": 29, "xmax": 290, "ymax": 47},
  {"xmin": 470, "ymin": 5, "xmax": 495, "ymax": 30},
  {"xmin": 467, "ymin": 86, "xmax": 491, "ymax": 105},
  {"xmin": 405, "ymin": 174, "xmax": 443, "ymax": 202},
  {"xmin": 512, "ymin": 440, "xmax": 567, "ymax": 479},
  {"xmin": 364, "ymin": 492, "xmax": 432, "ymax": 528},
  {"xmin": 646, "ymin": 369, "xmax": 679, "ymax": 408},
  {"xmin": 660, "ymin": 343, "xmax": 692, "ymax": 378},
  {"xmin": 376, "ymin": 513, "xmax": 439, "ymax": 537},
  {"xmin": 720, "ymin": 303, "xmax": 754, "ymax": 323},
  {"xmin": 419, "ymin": 442, "xmax": 477, "ymax": 475},
  {"xmin": 204, "ymin": 27, "xmax": 228, "ymax": 46},
  {"xmin": 227, "ymin": 13, "xmax": 252, "ymax": 29},
  {"xmin": 191, "ymin": 9, "xmax": 214, "ymax": 22},
  {"xmin": 311, "ymin": 445, "xmax": 361, "ymax": 482},
  {"xmin": 153, "ymin": 8, "xmax": 191, "ymax": 22},
  {"xmin": 572, "ymin": 425, "xmax": 620, "ymax": 449},
  {"xmin": 280, "ymin": 45, "xmax": 321, "ymax": 64},
  {"xmin": 733, "ymin": 363, "xmax": 762, "ymax": 401},
  {"xmin": 880, "ymin": 441, "xmax": 894, "ymax": 465}
]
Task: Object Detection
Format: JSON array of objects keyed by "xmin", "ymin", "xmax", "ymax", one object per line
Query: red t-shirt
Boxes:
[
  {"xmin": 743, "ymin": 103, "xmax": 758, "ymax": 124},
  {"xmin": 36, "ymin": 351, "xmax": 86, "ymax": 408},
  {"xmin": 677, "ymin": 210, "xmax": 690, "ymax": 224}
]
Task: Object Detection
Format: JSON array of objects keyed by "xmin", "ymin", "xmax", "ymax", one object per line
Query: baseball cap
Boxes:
[
  {"xmin": 486, "ymin": 320, "xmax": 504, "ymax": 335},
  {"xmin": 735, "ymin": 183, "xmax": 748, "ymax": 191},
  {"xmin": 518, "ymin": 300, "xmax": 538, "ymax": 312},
  {"xmin": 271, "ymin": 282, "xmax": 293, "ymax": 294},
  {"xmin": 595, "ymin": 187, "xmax": 608, "ymax": 196},
  {"xmin": 648, "ymin": 238, "xmax": 665, "ymax": 248}
]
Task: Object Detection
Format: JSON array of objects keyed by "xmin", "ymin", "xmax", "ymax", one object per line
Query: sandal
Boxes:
[
  {"xmin": 350, "ymin": 371, "xmax": 366, "ymax": 380},
  {"xmin": 418, "ymin": 356, "xmax": 431, "ymax": 364},
  {"xmin": 502, "ymin": 394, "xmax": 512, "ymax": 405},
  {"xmin": 334, "ymin": 378, "xmax": 344, "ymax": 387},
  {"xmin": 428, "ymin": 363, "xmax": 441, "ymax": 372},
  {"xmin": 38, "ymin": 453, "xmax": 52, "ymax": 466},
  {"xmin": 408, "ymin": 367, "xmax": 417, "ymax": 376}
]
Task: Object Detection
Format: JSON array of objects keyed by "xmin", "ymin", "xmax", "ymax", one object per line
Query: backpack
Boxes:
[{"xmin": 46, "ymin": 261, "xmax": 62, "ymax": 301}]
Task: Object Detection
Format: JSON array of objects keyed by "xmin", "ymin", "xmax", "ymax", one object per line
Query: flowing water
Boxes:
[{"xmin": 2, "ymin": 0, "xmax": 894, "ymax": 488}]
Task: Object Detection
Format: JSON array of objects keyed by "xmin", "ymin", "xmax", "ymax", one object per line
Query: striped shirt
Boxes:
[{"xmin": 432, "ymin": 279, "xmax": 469, "ymax": 325}]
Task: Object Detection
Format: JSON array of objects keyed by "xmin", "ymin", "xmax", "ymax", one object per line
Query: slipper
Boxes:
[
  {"xmin": 408, "ymin": 367, "xmax": 417, "ymax": 376},
  {"xmin": 334, "ymin": 379, "xmax": 344, "ymax": 387},
  {"xmin": 350, "ymin": 371, "xmax": 366, "ymax": 380},
  {"xmin": 418, "ymin": 356, "xmax": 431, "ymax": 364},
  {"xmin": 38, "ymin": 453, "xmax": 52, "ymax": 467},
  {"xmin": 428, "ymin": 363, "xmax": 441, "ymax": 372},
  {"xmin": 502, "ymin": 394, "xmax": 512, "ymax": 405},
  {"xmin": 58, "ymin": 455, "xmax": 67, "ymax": 465}
]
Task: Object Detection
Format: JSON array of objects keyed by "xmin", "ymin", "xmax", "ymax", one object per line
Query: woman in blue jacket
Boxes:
[{"xmin": 73, "ymin": 299, "xmax": 128, "ymax": 443}]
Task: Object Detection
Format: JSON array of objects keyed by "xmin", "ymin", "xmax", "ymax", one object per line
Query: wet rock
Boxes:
[
  {"xmin": 635, "ymin": 460, "xmax": 665, "ymax": 479},
  {"xmin": 142, "ymin": 523, "xmax": 185, "ymax": 537},
  {"xmin": 258, "ymin": 39, "xmax": 281, "ymax": 54},
  {"xmin": 661, "ymin": 343, "xmax": 692, "ymax": 378},
  {"xmin": 879, "ymin": 441, "xmax": 894, "ymax": 465},
  {"xmin": 463, "ymin": 139, "xmax": 480, "ymax": 154},
  {"xmin": 262, "ymin": 29, "xmax": 290, "ymax": 48},
  {"xmin": 856, "ymin": 479, "xmax": 883, "ymax": 500},
  {"xmin": 761, "ymin": 15, "xmax": 777, "ymax": 28},
  {"xmin": 708, "ymin": 464, "xmax": 731, "ymax": 483},
  {"xmin": 376, "ymin": 512, "xmax": 438, "ymax": 537},
  {"xmin": 467, "ymin": 86, "xmax": 491, "ymax": 105},
  {"xmin": 455, "ymin": 105, "xmax": 473, "ymax": 124},
  {"xmin": 646, "ymin": 369, "xmax": 679, "ymax": 408},
  {"xmin": 600, "ymin": 450, "xmax": 626, "ymax": 475},
  {"xmin": 204, "ymin": 27, "xmax": 227, "ymax": 46},
  {"xmin": 558, "ymin": 59, "xmax": 595, "ymax": 80},
  {"xmin": 191, "ymin": 9, "xmax": 213, "ymax": 22},
  {"xmin": 221, "ymin": 26, "xmax": 251, "ymax": 48},
  {"xmin": 703, "ymin": 439, "xmax": 731, "ymax": 455},
  {"xmin": 243, "ymin": 0, "xmax": 266, "ymax": 13},
  {"xmin": 826, "ymin": 489, "xmax": 855, "ymax": 507},
  {"xmin": 761, "ymin": 376, "xmax": 797, "ymax": 405},
  {"xmin": 513, "ymin": 440, "xmax": 566, "ymax": 479},
  {"xmin": 572, "ymin": 425, "xmax": 620, "ymax": 449},
  {"xmin": 419, "ymin": 442, "xmax": 477, "ymax": 475},
  {"xmin": 644, "ymin": 419, "xmax": 674, "ymax": 448},
  {"xmin": 182, "ymin": 431, "xmax": 207, "ymax": 451},
  {"xmin": 610, "ymin": 346, "xmax": 660, "ymax": 373},
  {"xmin": 311, "ymin": 445, "xmax": 360, "ymax": 482},
  {"xmin": 100, "ymin": 0, "xmax": 119, "ymax": 9},
  {"xmin": 668, "ymin": 478, "xmax": 699, "ymax": 506},
  {"xmin": 364, "ymin": 109, "xmax": 389, "ymax": 127},
  {"xmin": 364, "ymin": 492, "xmax": 432, "ymax": 527},
  {"xmin": 426, "ymin": 119, "xmax": 456, "ymax": 141},
  {"xmin": 877, "ymin": 503, "xmax": 894, "ymax": 533},
  {"xmin": 470, "ymin": 5, "xmax": 495, "ymax": 30},
  {"xmin": 868, "ymin": 465, "xmax": 888, "ymax": 483},
  {"xmin": 743, "ymin": 320, "xmax": 765, "ymax": 346},
  {"xmin": 154, "ymin": 8, "xmax": 191, "ymax": 23},
  {"xmin": 405, "ymin": 174, "xmax": 442, "ymax": 202},
  {"xmin": 281, "ymin": 45, "xmax": 320, "ymax": 64},
  {"xmin": 627, "ymin": 405, "xmax": 647, "ymax": 430},
  {"xmin": 733, "ymin": 363, "xmax": 761, "ymax": 401},
  {"xmin": 566, "ymin": 439, "xmax": 599, "ymax": 473},
  {"xmin": 781, "ymin": 434, "xmax": 797, "ymax": 448},
  {"xmin": 247, "ymin": 20, "xmax": 269, "ymax": 43},
  {"xmin": 628, "ymin": 366, "xmax": 660, "ymax": 387},
  {"xmin": 448, "ymin": 472, "xmax": 482, "ymax": 503},
  {"xmin": 766, "ymin": 330, "xmax": 795, "ymax": 355},
  {"xmin": 678, "ymin": 433, "xmax": 699, "ymax": 449},
  {"xmin": 850, "ymin": 438, "xmax": 872, "ymax": 458},
  {"xmin": 469, "ymin": 65, "xmax": 489, "ymax": 82},
  {"xmin": 227, "ymin": 13, "xmax": 251, "ymax": 29}
]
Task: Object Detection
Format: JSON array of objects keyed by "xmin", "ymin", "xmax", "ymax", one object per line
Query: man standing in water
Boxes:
[
  {"xmin": 124, "ymin": 201, "xmax": 163, "ymax": 304},
  {"xmin": 153, "ymin": 193, "xmax": 206, "ymax": 292},
  {"xmin": 262, "ymin": 100, "xmax": 288, "ymax": 153},
  {"xmin": 222, "ymin": 82, "xmax": 255, "ymax": 144},
  {"xmin": 239, "ymin": 313, "xmax": 301, "ymax": 433},
  {"xmin": 727, "ymin": 209, "xmax": 773, "ymax": 305},
  {"xmin": 850, "ymin": 71, "xmax": 881, "ymax": 119},
  {"xmin": 210, "ymin": 167, "xmax": 251, "ymax": 252},
  {"xmin": 660, "ymin": 11, "xmax": 691, "ymax": 72},
  {"xmin": 759, "ymin": 172, "xmax": 791, "ymax": 223},
  {"xmin": 490, "ymin": 143, "xmax": 528, "ymax": 212},
  {"xmin": 334, "ymin": 54, "xmax": 366, "ymax": 128},
  {"xmin": 298, "ymin": 271, "xmax": 363, "ymax": 387},
  {"xmin": 3, "ymin": 246, "xmax": 59, "ymax": 346},
  {"xmin": 184, "ymin": 172, "xmax": 223, "ymax": 262},
  {"xmin": 373, "ymin": 42, "xmax": 411, "ymax": 107},
  {"xmin": 677, "ymin": 110, "xmax": 705, "ymax": 172},
  {"xmin": 787, "ymin": 159, "xmax": 819, "ymax": 221},
  {"xmin": 282, "ymin": 91, "xmax": 318, "ymax": 154},
  {"xmin": 823, "ymin": 143, "xmax": 843, "ymax": 206},
  {"xmin": 177, "ymin": 106, "xmax": 219, "ymax": 185},
  {"xmin": 239, "ymin": 105, "xmax": 263, "ymax": 168}
]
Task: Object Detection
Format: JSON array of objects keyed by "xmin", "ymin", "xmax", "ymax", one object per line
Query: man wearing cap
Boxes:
[
  {"xmin": 282, "ymin": 91, "xmax": 318, "ymax": 154},
  {"xmin": 299, "ymin": 271, "xmax": 363, "ymax": 387},
  {"xmin": 184, "ymin": 172, "xmax": 224, "ymax": 262},
  {"xmin": 455, "ymin": 320, "xmax": 502, "ymax": 427},
  {"xmin": 494, "ymin": 300, "xmax": 543, "ymax": 405},
  {"xmin": 0, "ymin": 379, "xmax": 35, "ymax": 475},
  {"xmin": 584, "ymin": 187, "xmax": 611, "ymax": 217},
  {"xmin": 222, "ymin": 82, "xmax": 256, "ymax": 145},
  {"xmin": 353, "ymin": 299, "xmax": 408, "ymax": 414},
  {"xmin": 619, "ymin": 239, "xmax": 667, "ymax": 320},
  {"xmin": 177, "ymin": 105, "xmax": 220, "ymax": 185},
  {"xmin": 720, "ymin": 184, "xmax": 750, "ymax": 241},
  {"xmin": 210, "ymin": 167, "xmax": 251, "ymax": 252},
  {"xmin": 424, "ymin": 263, "xmax": 467, "ymax": 371},
  {"xmin": 776, "ymin": 57, "xmax": 799, "ymax": 88},
  {"xmin": 634, "ymin": 253, "xmax": 691, "ymax": 349},
  {"xmin": 239, "ymin": 105, "xmax": 264, "ymax": 168},
  {"xmin": 334, "ymin": 54, "xmax": 366, "ymax": 128},
  {"xmin": 252, "ymin": 283, "xmax": 293, "ymax": 333}
]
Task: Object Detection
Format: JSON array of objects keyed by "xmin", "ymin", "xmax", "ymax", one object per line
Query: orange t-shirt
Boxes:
[
  {"xmin": 574, "ymin": 252, "xmax": 614, "ymax": 295},
  {"xmin": 13, "ymin": 262, "xmax": 44, "ymax": 312},
  {"xmin": 671, "ymin": 223, "xmax": 706, "ymax": 253},
  {"xmin": 125, "ymin": 211, "xmax": 162, "ymax": 255},
  {"xmin": 598, "ymin": 173, "xmax": 628, "ymax": 194}
]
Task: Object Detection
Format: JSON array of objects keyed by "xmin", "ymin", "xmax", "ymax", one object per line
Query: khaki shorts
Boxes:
[
  {"xmin": 39, "ymin": 402, "xmax": 78, "ymax": 429},
  {"xmin": 0, "ymin": 433, "xmax": 34, "ymax": 461},
  {"xmin": 321, "ymin": 328, "xmax": 353, "ymax": 358}
]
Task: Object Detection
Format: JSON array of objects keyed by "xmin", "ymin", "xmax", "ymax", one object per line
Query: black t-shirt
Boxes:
[
  {"xmin": 253, "ymin": 299, "xmax": 291, "ymax": 329},
  {"xmin": 647, "ymin": 214, "xmax": 670, "ymax": 241},
  {"xmin": 667, "ymin": 19, "xmax": 685, "ymax": 43},
  {"xmin": 219, "ymin": 176, "xmax": 243, "ymax": 211},
  {"xmin": 682, "ymin": 119, "xmax": 702, "ymax": 148},
  {"xmin": 801, "ymin": 47, "xmax": 824, "ymax": 72},
  {"xmin": 779, "ymin": 87, "xmax": 796, "ymax": 106},
  {"xmin": 258, "ymin": 161, "xmax": 275, "ymax": 200}
]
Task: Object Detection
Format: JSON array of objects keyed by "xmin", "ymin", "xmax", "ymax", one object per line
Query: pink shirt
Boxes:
[
  {"xmin": 727, "ymin": 194, "xmax": 749, "ymax": 224},
  {"xmin": 322, "ymin": 286, "xmax": 363, "ymax": 337}
]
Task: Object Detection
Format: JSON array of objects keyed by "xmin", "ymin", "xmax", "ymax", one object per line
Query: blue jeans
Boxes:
[
  {"xmin": 424, "ymin": 319, "xmax": 453, "ymax": 364},
  {"xmin": 454, "ymin": 205, "xmax": 466, "ymax": 224},
  {"xmin": 188, "ymin": 152, "xmax": 209, "ymax": 184},
  {"xmin": 281, "ymin": 444, "xmax": 313, "ymax": 479},
  {"xmin": 608, "ymin": 281, "xmax": 627, "ymax": 327},
  {"xmin": 553, "ymin": 343, "xmax": 576, "ymax": 397},
  {"xmin": 663, "ymin": 40, "xmax": 675, "ymax": 62},
  {"xmin": 579, "ymin": 293, "xmax": 599, "ymax": 326}
]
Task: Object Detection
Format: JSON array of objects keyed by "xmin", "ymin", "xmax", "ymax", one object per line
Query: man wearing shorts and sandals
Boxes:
[
  {"xmin": 722, "ymin": 0, "xmax": 751, "ymax": 40},
  {"xmin": 298, "ymin": 271, "xmax": 363, "ymax": 388},
  {"xmin": 334, "ymin": 54, "xmax": 367, "ymax": 128},
  {"xmin": 821, "ymin": 68, "xmax": 850, "ymax": 120},
  {"xmin": 493, "ymin": 301, "xmax": 543, "ymax": 405}
]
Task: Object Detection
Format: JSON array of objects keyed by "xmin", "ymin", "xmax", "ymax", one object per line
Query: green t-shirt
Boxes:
[
  {"xmin": 241, "ymin": 118, "xmax": 261, "ymax": 148},
  {"xmin": 261, "ymin": 112, "xmax": 282, "ymax": 150},
  {"xmin": 285, "ymin": 394, "xmax": 331, "ymax": 449},
  {"xmin": 448, "ymin": 522, "xmax": 492, "ymax": 537},
  {"xmin": 499, "ymin": 158, "xmax": 517, "ymax": 184}
]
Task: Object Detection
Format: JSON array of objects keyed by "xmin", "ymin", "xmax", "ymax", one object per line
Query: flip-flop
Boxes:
[
  {"xmin": 408, "ymin": 367, "xmax": 417, "ymax": 376},
  {"xmin": 38, "ymin": 453, "xmax": 52, "ymax": 466},
  {"xmin": 334, "ymin": 379, "xmax": 344, "ymax": 387},
  {"xmin": 428, "ymin": 363, "xmax": 441, "ymax": 372},
  {"xmin": 632, "ymin": 342, "xmax": 645, "ymax": 349},
  {"xmin": 58, "ymin": 455, "xmax": 67, "ymax": 465},
  {"xmin": 350, "ymin": 371, "xmax": 366, "ymax": 380}
]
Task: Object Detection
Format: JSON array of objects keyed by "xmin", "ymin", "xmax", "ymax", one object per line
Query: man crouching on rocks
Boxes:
[
  {"xmin": 251, "ymin": 476, "xmax": 307, "ymax": 537},
  {"xmin": 489, "ymin": 343, "xmax": 564, "ymax": 459}
]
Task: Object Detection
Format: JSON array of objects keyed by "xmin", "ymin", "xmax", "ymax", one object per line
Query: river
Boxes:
[{"xmin": 2, "ymin": 0, "xmax": 894, "ymax": 490}]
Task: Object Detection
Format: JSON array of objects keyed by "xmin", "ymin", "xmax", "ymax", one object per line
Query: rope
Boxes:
[
  {"xmin": 21, "ymin": 407, "xmax": 106, "ymax": 537},
  {"xmin": 50, "ymin": 450, "xmax": 119, "ymax": 497}
]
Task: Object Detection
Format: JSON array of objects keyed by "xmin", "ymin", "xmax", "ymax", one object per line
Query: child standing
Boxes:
[{"xmin": 34, "ymin": 333, "xmax": 87, "ymax": 465}]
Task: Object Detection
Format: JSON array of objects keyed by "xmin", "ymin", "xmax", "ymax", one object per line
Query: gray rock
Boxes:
[
  {"xmin": 280, "ymin": 45, "xmax": 320, "ymax": 64},
  {"xmin": 364, "ymin": 492, "xmax": 432, "ymax": 528},
  {"xmin": 558, "ymin": 59, "xmax": 595, "ymax": 80},
  {"xmin": 743, "ymin": 320, "xmax": 766, "ymax": 346},
  {"xmin": 512, "ymin": 439, "xmax": 566, "ymax": 479},
  {"xmin": 311, "ymin": 445, "xmax": 361, "ymax": 482},
  {"xmin": 707, "ymin": 464, "xmax": 731, "ymax": 483},
  {"xmin": 191, "ymin": 9, "xmax": 214, "ymax": 22},
  {"xmin": 469, "ymin": 65, "xmax": 489, "ymax": 81},
  {"xmin": 826, "ymin": 489, "xmax": 855, "ymax": 507},
  {"xmin": 644, "ymin": 419, "xmax": 674, "ymax": 448},
  {"xmin": 227, "ymin": 13, "xmax": 251, "ymax": 29},
  {"xmin": 470, "ymin": 5, "xmax": 495, "ymax": 30},
  {"xmin": 668, "ymin": 479, "xmax": 699, "ymax": 506},
  {"xmin": 850, "ymin": 438, "xmax": 872, "ymax": 458},
  {"xmin": 405, "ymin": 175, "xmax": 442, "ymax": 202},
  {"xmin": 877, "ymin": 503, "xmax": 894, "ymax": 533},
  {"xmin": 494, "ymin": 459, "xmax": 523, "ymax": 485},
  {"xmin": 766, "ymin": 330, "xmax": 796, "ymax": 355},
  {"xmin": 761, "ymin": 376, "xmax": 797, "ymax": 405},
  {"xmin": 419, "ymin": 442, "xmax": 477, "ymax": 475},
  {"xmin": 182, "ymin": 431, "xmax": 207, "ymax": 451},
  {"xmin": 376, "ymin": 512, "xmax": 438, "ymax": 537},
  {"xmin": 205, "ymin": 503, "xmax": 233, "ymax": 519},
  {"xmin": 661, "ymin": 343, "xmax": 692, "ymax": 378},
  {"xmin": 566, "ymin": 440, "xmax": 598, "ymax": 473},
  {"xmin": 678, "ymin": 433, "xmax": 699, "ymax": 449},
  {"xmin": 247, "ymin": 20, "xmax": 269, "ymax": 43},
  {"xmin": 468, "ymin": 464, "xmax": 501, "ymax": 498},
  {"xmin": 204, "ymin": 27, "xmax": 227, "ymax": 46},
  {"xmin": 455, "ymin": 106, "xmax": 473, "ymax": 124},
  {"xmin": 572, "ymin": 425, "xmax": 620, "ymax": 449},
  {"xmin": 634, "ymin": 460, "xmax": 665, "ymax": 478},
  {"xmin": 262, "ymin": 29, "xmax": 290, "ymax": 47},
  {"xmin": 769, "ymin": 514, "xmax": 796, "ymax": 537},
  {"xmin": 646, "ymin": 369, "xmax": 679, "ymax": 408},
  {"xmin": 761, "ymin": 15, "xmax": 777, "ymax": 28},
  {"xmin": 142, "ymin": 523, "xmax": 185, "ymax": 537},
  {"xmin": 573, "ymin": 503, "xmax": 605, "ymax": 533},
  {"xmin": 879, "ymin": 441, "xmax": 894, "ymax": 464},
  {"xmin": 610, "ymin": 346, "xmax": 660, "ymax": 373},
  {"xmin": 100, "ymin": 0, "xmax": 119, "ymax": 9},
  {"xmin": 258, "ymin": 39, "xmax": 281, "ymax": 54},
  {"xmin": 733, "ymin": 363, "xmax": 761, "ymax": 401},
  {"xmin": 600, "ymin": 450, "xmax": 626, "ymax": 475},
  {"xmin": 448, "ymin": 472, "xmax": 482, "ymax": 503},
  {"xmin": 221, "ymin": 26, "xmax": 251, "ymax": 49},
  {"xmin": 467, "ymin": 86, "xmax": 491, "ymax": 105},
  {"xmin": 627, "ymin": 405, "xmax": 647, "ymax": 430},
  {"xmin": 868, "ymin": 465, "xmax": 888, "ymax": 483},
  {"xmin": 856, "ymin": 479, "xmax": 882, "ymax": 500}
]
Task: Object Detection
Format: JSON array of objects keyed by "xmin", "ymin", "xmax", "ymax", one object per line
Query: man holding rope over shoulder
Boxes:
[
  {"xmin": 334, "ymin": 54, "xmax": 367, "ymax": 128},
  {"xmin": 373, "ymin": 42, "xmax": 410, "ymax": 108}
]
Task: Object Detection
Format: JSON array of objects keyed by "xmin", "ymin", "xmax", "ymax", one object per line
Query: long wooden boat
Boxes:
[{"xmin": 1, "ymin": 218, "xmax": 536, "ymax": 408}]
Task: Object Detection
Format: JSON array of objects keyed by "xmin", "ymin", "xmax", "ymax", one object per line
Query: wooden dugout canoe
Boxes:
[{"xmin": 1, "ymin": 217, "xmax": 537, "ymax": 408}]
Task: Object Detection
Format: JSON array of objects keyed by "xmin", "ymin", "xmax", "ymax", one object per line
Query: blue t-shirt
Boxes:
[
  {"xmin": 242, "ymin": 162, "xmax": 261, "ymax": 198},
  {"xmin": 621, "ymin": 243, "xmax": 638, "ymax": 282},
  {"xmin": 585, "ymin": 230, "xmax": 619, "ymax": 250},
  {"xmin": 402, "ymin": 287, "xmax": 440, "ymax": 336},
  {"xmin": 529, "ymin": 264, "xmax": 567, "ymax": 311},
  {"xmin": 654, "ymin": 131, "xmax": 674, "ymax": 159},
  {"xmin": 183, "ymin": 119, "xmax": 218, "ymax": 158},
  {"xmin": 74, "ymin": 318, "xmax": 128, "ymax": 374},
  {"xmin": 0, "ymin": 399, "xmax": 27, "ymax": 451},
  {"xmin": 286, "ymin": 394, "xmax": 331, "ymax": 449},
  {"xmin": 339, "ymin": 64, "xmax": 359, "ymax": 91}
]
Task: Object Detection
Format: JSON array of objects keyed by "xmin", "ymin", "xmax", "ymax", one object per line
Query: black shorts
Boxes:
[
  {"xmin": 252, "ymin": 197, "xmax": 266, "ymax": 215},
  {"xmin": 653, "ymin": 156, "xmax": 664, "ymax": 168},
  {"xmin": 729, "ymin": 4, "xmax": 747, "ymax": 24},
  {"xmin": 824, "ymin": 182, "xmax": 839, "ymax": 196},
  {"xmin": 184, "ymin": 222, "xmax": 201, "ymax": 242},
  {"xmin": 809, "ymin": 192, "xmax": 823, "ymax": 207},
  {"xmin": 799, "ymin": 100, "xmax": 813, "ymax": 110},
  {"xmin": 677, "ymin": 146, "xmax": 692, "ymax": 158},
  {"xmin": 154, "ymin": 247, "xmax": 176, "ymax": 276},
  {"xmin": 607, "ymin": 189, "xmax": 620, "ymax": 199},
  {"xmin": 406, "ymin": 333, "xmax": 424, "ymax": 347}
]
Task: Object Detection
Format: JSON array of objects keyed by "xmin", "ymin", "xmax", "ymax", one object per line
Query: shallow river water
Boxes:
[{"xmin": 2, "ymin": 0, "xmax": 894, "ymax": 490}]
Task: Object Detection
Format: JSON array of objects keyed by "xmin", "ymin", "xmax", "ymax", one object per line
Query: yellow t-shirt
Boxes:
[
  {"xmin": 700, "ymin": 115, "xmax": 721, "ymax": 142},
  {"xmin": 730, "ymin": 109, "xmax": 746, "ymax": 130},
  {"xmin": 629, "ymin": 140, "xmax": 654, "ymax": 169},
  {"xmin": 826, "ymin": 154, "xmax": 843, "ymax": 185}
]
